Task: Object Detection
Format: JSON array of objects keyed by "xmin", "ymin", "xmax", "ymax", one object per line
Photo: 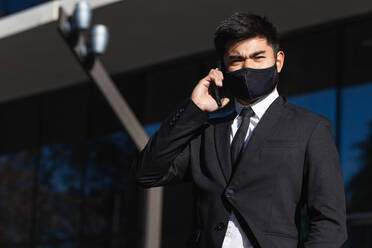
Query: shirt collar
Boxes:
[{"xmin": 234, "ymin": 88, "xmax": 279, "ymax": 120}]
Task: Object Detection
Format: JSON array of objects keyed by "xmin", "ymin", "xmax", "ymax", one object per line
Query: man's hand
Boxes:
[{"xmin": 191, "ymin": 68, "xmax": 230, "ymax": 112}]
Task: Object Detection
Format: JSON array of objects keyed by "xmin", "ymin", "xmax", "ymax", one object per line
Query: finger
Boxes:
[
  {"xmin": 210, "ymin": 69, "xmax": 222, "ymax": 78},
  {"xmin": 206, "ymin": 73, "xmax": 218, "ymax": 83},
  {"xmin": 214, "ymin": 69, "xmax": 224, "ymax": 81},
  {"xmin": 220, "ymin": 98, "xmax": 230, "ymax": 108},
  {"xmin": 209, "ymin": 68, "xmax": 219, "ymax": 77},
  {"xmin": 210, "ymin": 72, "xmax": 223, "ymax": 87},
  {"xmin": 200, "ymin": 75, "xmax": 212, "ymax": 88}
]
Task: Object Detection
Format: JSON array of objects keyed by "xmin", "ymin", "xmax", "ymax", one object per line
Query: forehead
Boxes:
[{"xmin": 225, "ymin": 37, "xmax": 273, "ymax": 55}]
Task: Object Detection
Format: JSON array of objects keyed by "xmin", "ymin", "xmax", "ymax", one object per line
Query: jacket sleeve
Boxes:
[
  {"xmin": 304, "ymin": 119, "xmax": 348, "ymax": 248},
  {"xmin": 132, "ymin": 99, "xmax": 209, "ymax": 188}
]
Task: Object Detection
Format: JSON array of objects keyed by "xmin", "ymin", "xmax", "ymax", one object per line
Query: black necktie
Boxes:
[{"xmin": 231, "ymin": 107, "xmax": 255, "ymax": 168}]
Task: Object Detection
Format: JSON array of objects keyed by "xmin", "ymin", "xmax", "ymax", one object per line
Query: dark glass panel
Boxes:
[
  {"xmin": 280, "ymin": 30, "xmax": 339, "ymax": 96},
  {"xmin": 340, "ymin": 83, "xmax": 372, "ymax": 212},
  {"xmin": 343, "ymin": 19, "xmax": 372, "ymax": 87},
  {"xmin": 0, "ymin": 150, "xmax": 36, "ymax": 244},
  {"xmin": 36, "ymin": 144, "xmax": 82, "ymax": 242}
]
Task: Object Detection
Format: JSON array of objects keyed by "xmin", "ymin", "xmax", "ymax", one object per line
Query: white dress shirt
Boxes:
[{"xmin": 221, "ymin": 88, "xmax": 279, "ymax": 248}]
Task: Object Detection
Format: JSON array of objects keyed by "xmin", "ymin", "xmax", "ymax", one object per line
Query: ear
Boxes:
[{"xmin": 275, "ymin": 51, "xmax": 285, "ymax": 73}]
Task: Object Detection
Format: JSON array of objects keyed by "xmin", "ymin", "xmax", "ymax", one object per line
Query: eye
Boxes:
[{"xmin": 230, "ymin": 59, "xmax": 243, "ymax": 64}]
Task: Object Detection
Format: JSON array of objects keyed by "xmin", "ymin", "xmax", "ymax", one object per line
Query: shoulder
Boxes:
[
  {"xmin": 281, "ymin": 97, "xmax": 332, "ymax": 126},
  {"xmin": 276, "ymin": 96, "xmax": 335, "ymax": 140}
]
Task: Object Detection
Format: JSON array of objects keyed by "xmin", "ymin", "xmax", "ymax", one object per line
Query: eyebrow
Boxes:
[
  {"xmin": 228, "ymin": 50, "xmax": 266, "ymax": 60},
  {"xmin": 249, "ymin": 50, "xmax": 266, "ymax": 58},
  {"xmin": 228, "ymin": 55, "xmax": 244, "ymax": 60}
]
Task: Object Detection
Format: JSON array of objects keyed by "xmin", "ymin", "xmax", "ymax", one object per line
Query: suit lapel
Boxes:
[
  {"xmin": 214, "ymin": 112, "xmax": 236, "ymax": 184},
  {"xmin": 229, "ymin": 96, "xmax": 286, "ymax": 183}
]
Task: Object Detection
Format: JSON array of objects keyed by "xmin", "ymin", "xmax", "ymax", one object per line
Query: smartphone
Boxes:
[
  {"xmin": 212, "ymin": 83, "xmax": 222, "ymax": 107},
  {"xmin": 212, "ymin": 61, "xmax": 223, "ymax": 107}
]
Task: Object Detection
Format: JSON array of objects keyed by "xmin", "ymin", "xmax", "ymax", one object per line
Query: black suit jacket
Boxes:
[{"xmin": 133, "ymin": 96, "xmax": 347, "ymax": 248}]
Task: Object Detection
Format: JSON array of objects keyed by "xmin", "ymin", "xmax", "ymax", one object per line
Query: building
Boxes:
[{"xmin": 0, "ymin": 0, "xmax": 371, "ymax": 247}]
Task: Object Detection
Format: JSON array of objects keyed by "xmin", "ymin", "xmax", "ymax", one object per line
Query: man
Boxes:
[{"xmin": 133, "ymin": 13, "xmax": 347, "ymax": 248}]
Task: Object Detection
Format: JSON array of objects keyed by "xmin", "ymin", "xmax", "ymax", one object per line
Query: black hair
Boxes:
[{"xmin": 214, "ymin": 13, "xmax": 280, "ymax": 59}]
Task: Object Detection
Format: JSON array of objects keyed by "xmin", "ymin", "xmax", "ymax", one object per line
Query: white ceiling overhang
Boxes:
[{"xmin": 1, "ymin": 0, "xmax": 372, "ymax": 103}]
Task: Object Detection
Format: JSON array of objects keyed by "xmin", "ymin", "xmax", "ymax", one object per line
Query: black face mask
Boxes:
[{"xmin": 224, "ymin": 64, "xmax": 279, "ymax": 102}]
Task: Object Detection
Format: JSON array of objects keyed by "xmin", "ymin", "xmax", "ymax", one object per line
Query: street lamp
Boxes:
[
  {"xmin": 57, "ymin": 3, "xmax": 160, "ymax": 248},
  {"xmin": 91, "ymin": 24, "xmax": 109, "ymax": 55},
  {"xmin": 59, "ymin": 1, "xmax": 109, "ymax": 60},
  {"xmin": 73, "ymin": 1, "xmax": 92, "ymax": 30}
]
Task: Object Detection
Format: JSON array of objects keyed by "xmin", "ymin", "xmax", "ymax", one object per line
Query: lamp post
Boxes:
[{"xmin": 57, "ymin": 2, "xmax": 163, "ymax": 248}]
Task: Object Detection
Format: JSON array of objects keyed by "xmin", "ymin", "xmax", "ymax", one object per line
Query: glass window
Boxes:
[
  {"xmin": 340, "ymin": 83, "xmax": 372, "ymax": 212},
  {"xmin": 36, "ymin": 144, "xmax": 82, "ymax": 242},
  {"xmin": 0, "ymin": 150, "xmax": 35, "ymax": 244}
]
